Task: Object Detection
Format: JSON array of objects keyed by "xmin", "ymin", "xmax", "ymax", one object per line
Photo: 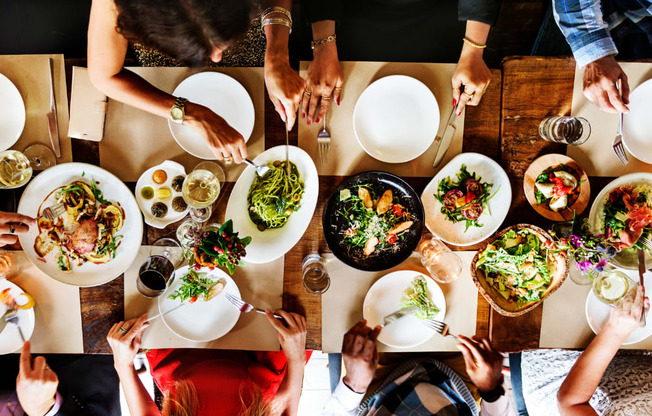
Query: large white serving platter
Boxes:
[
  {"xmin": 353, "ymin": 75, "xmax": 439, "ymax": 163},
  {"xmin": 0, "ymin": 73, "xmax": 25, "ymax": 151},
  {"xmin": 422, "ymin": 153, "xmax": 511, "ymax": 246},
  {"xmin": 623, "ymin": 79, "xmax": 652, "ymax": 164},
  {"xmin": 363, "ymin": 270, "xmax": 446, "ymax": 349},
  {"xmin": 17, "ymin": 163, "xmax": 143, "ymax": 287},
  {"xmin": 225, "ymin": 145, "xmax": 319, "ymax": 264},
  {"xmin": 585, "ymin": 272, "xmax": 652, "ymax": 345},
  {"xmin": 159, "ymin": 266, "xmax": 240, "ymax": 342},
  {"xmin": 168, "ymin": 72, "xmax": 255, "ymax": 159},
  {"xmin": 0, "ymin": 280, "xmax": 35, "ymax": 355}
]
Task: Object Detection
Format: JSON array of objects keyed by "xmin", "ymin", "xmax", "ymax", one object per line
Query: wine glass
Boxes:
[
  {"xmin": 0, "ymin": 150, "xmax": 33, "ymax": 189},
  {"xmin": 417, "ymin": 234, "xmax": 463, "ymax": 284},
  {"xmin": 182, "ymin": 162, "xmax": 225, "ymax": 223},
  {"xmin": 150, "ymin": 237, "xmax": 183, "ymax": 268},
  {"xmin": 23, "ymin": 144, "xmax": 56, "ymax": 171}
]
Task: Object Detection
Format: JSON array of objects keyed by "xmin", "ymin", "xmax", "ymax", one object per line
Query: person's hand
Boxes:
[
  {"xmin": 16, "ymin": 341, "xmax": 59, "ymax": 416},
  {"xmin": 341, "ymin": 320, "xmax": 381, "ymax": 394},
  {"xmin": 452, "ymin": 49, "xmax": 492, "ymax": 115},
  {"xmin": 0, "ymin": 212, "xmax": 35, "ymax": 247},
  {"xmin": 302, "ymin": 43, "xmax": 343, "ymax": 125},
  {"xmin": 583, "ymin": 55, "xmax": 630, "ymax": 113},
  {"xmin": 184, "ymin": 103, "xmax": 247, "ymax": 163},
  {"xmin": 266, "ymin": 310, "xmax": 307, "ymax": 365},
  {"xmin": 457, "ymin": 335, "xmax": 503, "ymax": 393},
  {"xmin": 107, "ymin": 314, "xmax": 149, "ymax": 373},
  {"xmin": 265, "ymin": 57, "xmax": 305, "ymax": 130},
  {"xmin": 603, "ymin": 288, "xmax": 649, "ymax": 340}
]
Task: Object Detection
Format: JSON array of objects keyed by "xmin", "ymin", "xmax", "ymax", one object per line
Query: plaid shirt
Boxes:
[{"xmin": 553, "ymin": 0, "xmax": 652, "ymax": 67}]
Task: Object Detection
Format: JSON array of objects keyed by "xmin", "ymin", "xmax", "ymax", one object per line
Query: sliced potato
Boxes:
[
  {"xmin": 363, "ymin": 236, "xmax": 379, "ymax": 256},
  {"xmin": 84, "ymin": 251, "xmax": 111, "ymax": 264},
  {"xmin": 102, "ymin": 205, "xmax": 124, "ymax": 231},
  {"xmin": 376, "ymin": 190, "xmax": 393, "ymax": 215},
  {"xmin": 34, "ymin": 233, "xmax": 56, "ymax": 258},
  {"xmin": 388, "ymin": 221, "xmax": 413, "ymax": 235},
  {"xmin": 358, "ymin": 188, "xmax": 373, "ymax": 210}
]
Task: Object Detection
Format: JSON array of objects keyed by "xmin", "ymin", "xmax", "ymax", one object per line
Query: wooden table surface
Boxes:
[{"xmin": 24, "ymin": 56, "xmax": 614, "ymax": 353}]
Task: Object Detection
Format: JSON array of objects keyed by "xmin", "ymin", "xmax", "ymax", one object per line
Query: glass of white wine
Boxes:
[
  {"xmin": 593, "ymin": 269, "xmax": 640, "ymax": 311},
  {"xmin": 182, "ymin": 161, "xmax": 225, "ymax": 223},
  {"xmin": 0, "ymin": 150, "xmax": 33, "ymax": 190}
]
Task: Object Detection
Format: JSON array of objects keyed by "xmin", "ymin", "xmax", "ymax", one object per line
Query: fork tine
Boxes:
[{"xmin": 615, "ymin": 143, "xmax": 628, "ymax": 164}]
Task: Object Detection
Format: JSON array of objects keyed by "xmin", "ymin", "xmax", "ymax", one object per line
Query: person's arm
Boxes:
[
  {"xmin": 0, "ymin": 211, "xmax": 35, "ymax": 247},
  {"xmin": 452, "ymin": 21, "xmax": 493, "ymax": 114},
  {"xmin": 557, "ymin": 306, "xmax": 644, "ymax": 415},
  {"xmin": 263, "ymin": 0, "xmax": 305, "ymax": 130},
  {"xmin": 552, "ymin": 0, "xmax": 629, "ymax": 113},
  {"xmin": 107, "ymin": 314, "xmax": 160, "ymax": 416},
  {"xmin": 87, "ymin": 0, "xmax": 247, "ymax": 162}
]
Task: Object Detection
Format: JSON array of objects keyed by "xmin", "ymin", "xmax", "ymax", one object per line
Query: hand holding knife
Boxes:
[{"xmin": 432, "ymin": 103, "xmax": 458, "ymax": 168}]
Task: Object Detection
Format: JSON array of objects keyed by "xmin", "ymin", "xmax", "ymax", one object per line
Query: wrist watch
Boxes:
[{"xmin": 170, "ymin": 97, "xmax": 188, "ymax": 125}]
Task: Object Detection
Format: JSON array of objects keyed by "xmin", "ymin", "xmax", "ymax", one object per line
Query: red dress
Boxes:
[{"xmin": 147, "ymin": 349, "xmax": 310, "ymax": 416}]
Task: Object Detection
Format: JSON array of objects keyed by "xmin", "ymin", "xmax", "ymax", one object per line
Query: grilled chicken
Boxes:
[
  {"xmin": 363, "ymin": 236, "xmax": 379, "ymax": 256},
  {"xmin": 358, "ymin": 188, "xmax": 373, "ymax": 209},
  {"xmin": 376, "ymin": 190, "xmax": 393, "ymax": 215},
  {"xmin": 68, "ymin": 218, "xmax": 98, "ymax": 254},
  {"xmin": 388, "ymin": 221, "xmax": 413, "ymax": 235}
]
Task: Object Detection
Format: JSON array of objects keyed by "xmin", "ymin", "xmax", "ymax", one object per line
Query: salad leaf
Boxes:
[{"xmin": 400, "ymin": 276, "xmax": 439, "ymax": 320}]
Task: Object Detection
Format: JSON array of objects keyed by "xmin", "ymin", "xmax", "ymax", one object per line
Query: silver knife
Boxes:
[
  {"xmin": 637, "ymin": 249, "xmax": 647, "ymax": 326},
  {"xmin": 47, "ymin": 58, "xmax": 61, "ymax": 158},
  {"xmin": 380, "ymin": 305, "xmax": 418, "ymax": 328},
  {"xmin": 285, "ymin": 118, "xmax": 290, "ymax": 176},
  {"xmin": 432, "ymin": 104, "xmax": 458, "ymax": 168},
  {"xmin": 145, "ymin": 302, "xmax": 187, "ymax": 324}
]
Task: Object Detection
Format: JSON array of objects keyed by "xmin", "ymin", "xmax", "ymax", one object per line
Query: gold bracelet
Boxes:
[
  {"xmin": 261, "ymin": 17, "xmax": 292, "ymax": 34},
  {"xmin": 462, "ymin": 37, "xmax": 487, "ymax": 49},
  {"xmin": 311, "ymin": 34, "xmax": 337, "ymax": 50},
  {"xmin": 261, "ymin": 6, "xmax": 292, "ymax": 22}
]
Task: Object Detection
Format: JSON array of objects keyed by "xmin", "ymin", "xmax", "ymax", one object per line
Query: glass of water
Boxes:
[
  {"xmin": 0, "ymin": 150, "xmax": 33, "ymax": 189},
  {"xmin": 417, "ymin": 235, "xmax": 463, "ymax": 284},
  {"xmin": 302, "ymin": 254, "xmax": 330, "ymax": 295},
  {"xmin": 539, "ymin": 116, "xmax": 591, "ymax": 145}
]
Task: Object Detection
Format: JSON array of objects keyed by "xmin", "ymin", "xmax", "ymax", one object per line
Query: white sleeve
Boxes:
[
  {"xmin": 321, "ymin": 380, "xmax": 365, "ymax": 416},
  {"xmin": 479, "ymin": 395, "xmax": 517, "ymax": 416},
  {"xmin": 42, "ymin": 392, "xmax": 63, "ymax": 416}
]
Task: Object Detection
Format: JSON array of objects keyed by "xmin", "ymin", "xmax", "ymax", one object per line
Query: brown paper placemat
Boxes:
[
  {"xmin": 9, "ymin": 251, "xmax": 83, "ymax": 353},
  {"xmin": 321, "ymin": 252, "xmax": 478, "ymax": 353},
  {"xmin": 0, "ymin": 54, "xmax": 72, "ymax": 161},
  {"xmin": 69, "ymin": 66, "xmax": 265, "ymax": 182},
  {"xmin": 569, "ymin": 62, "xmax": 652, "ymax": 176},
  {"xmin": 124, "ymin": 247, "xmax": 282, "ymax": 351},
  {"xmin": 540, "ymin": 269, "xmax": 652, "ymax": 349},
  {"xmin": 298, "ymin": 61, "xmax": 464, "ymax": 177}
]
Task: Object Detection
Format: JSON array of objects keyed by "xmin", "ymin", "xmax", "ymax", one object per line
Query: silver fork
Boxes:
[
  {"xmin": 4, "ymin": 309, "xmax": 25, "ymax": 343},
  {"xmin": 639, "ymin": 236, "xmax": 652, "ymax": 251},
  {"xmin": 40, "ymin": 202, "xmax": 66, "ymax": 221},
  {"xmin": 612, "ymin": 80, "xmax": 629, "ymax": 165},
  {"xmin": 422, "ymin": 319, "xmax": 457, "ymax": 339},
  {"xmin": 225, "ymin": 292, "xmax": 282, "ymax": 319},
  {"xmin": 317, "ymin": 113, "xmax": 331, "ymax": 164}
]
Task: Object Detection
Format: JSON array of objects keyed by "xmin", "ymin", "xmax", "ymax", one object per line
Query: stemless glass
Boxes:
[
  {"xmin": 539, "ymin": 116, "xmax": 591, "ymax": 145},
  {"xmin": 302, "ymin": 254, "xmax": 331, "ymax": 295},
  {"xmin": 593, "ymin": 269, "xmax": 640, "ymax": 311},
  {"xmin": 0, "ymin": 150, "xmax": 32, "ymax": 189},
  {"xmin": 182, "ymin": 162, "xmax": 225, "ymax": 223},
  {"xmin": 0, "ymin": 249, "xmax": 16, "ymax": 279},
  {"xmin": 137, "ymin": 255, "xmax": 175, "ymax": 298},
  {"xmin": 417, "ymin": 235, "xmax": 463, "ymax": 284}
]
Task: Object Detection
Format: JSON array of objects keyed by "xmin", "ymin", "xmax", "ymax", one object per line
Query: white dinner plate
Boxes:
[
  {"xmin": 168, "ymin": 72, "xmax": 255, "ymax": 159},
  {"xmin": 0, "ymin": 73, "xmax": 26, "ymax": 151},
  {"xmin": 422, "ymin": 153, "xmax": 512, "ymax": 246},
  {"xmin": 225, "ymin": 145, "xmax": 319, "ymax": 264},
  {"xmin": 587, "ymin": 172, "xmax": 652, "ymax": 269},
  {"xmin": 159, "ymin": 266, "xmax": 240, "ymax": 342},
  {"xmin": 585, "ymin": 270, "xmax": 652, "ymax": 345},
  {"xmin": 353, "ymin": 75, "xmax": 439, "ymax": 163},
  {"xmin": 623, "ymin": 79, "xmax": 652, "ymax": 164},
  {"xmin": 17, "ymin": 163, "xmax": 143, "ymax": 287},
  {"xmin": 135, "ymin": 160, "xmax": 189, "ymax": 229},
  {"xmin": 363, "ymin": 270, "xmax": 446, "ymax": 348},
  {"xmin": 0, "ymin": 280, "xmax": 35, "ymax": 355}
]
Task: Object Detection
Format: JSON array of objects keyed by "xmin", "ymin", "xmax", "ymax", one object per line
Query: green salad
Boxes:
[
  {"xmin": 435, "ymin": 164, "xmax": 497, "ymax": 231},
  {"xmin": 400, "ymin": 275, "xmax": 439, "ymax": 320},
  {"xmin": 476, "ymin": 228, "xmax": 555, "ymax": 304},
  {"xmin": 168, "ymin": 269, "xmax": 225, "ymax": 303}
]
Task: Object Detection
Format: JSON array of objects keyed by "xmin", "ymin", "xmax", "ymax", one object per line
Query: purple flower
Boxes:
[
  {"xmin": 596, "ymin": 258, "xmax": 608, "ymax": 271},
  {"xmin": 569, "ymin": 235, "xmax": 583, "ymax": 249},
  {"xmin": 576, "ymin": 260, "xmax": 593, "ymax": 272}
]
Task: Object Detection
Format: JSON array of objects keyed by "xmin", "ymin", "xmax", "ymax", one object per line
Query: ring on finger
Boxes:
[
  {"xmin": 462, "ymin": 91, "xmax": 475, "ymax": 99},
  {"xmin": 334, "ymin": 87, "xmax": 342, "ymax": 91},
  {"xmin": 304, "ymin": 90, "xmax": 312, "ymax": 96},
  {"xmin": 8, "ymin": 225, "xmax": 15, "ymax": 234},
  {"xmin": 321, "ymin": 95, "xmax": 331, "ymax": 101},
  {"xmin": 119, "ymin": 327, "xmax": 127, "ymax": 333}
]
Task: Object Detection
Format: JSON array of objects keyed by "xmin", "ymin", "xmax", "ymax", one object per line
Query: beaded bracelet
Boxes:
[
  {"xmin": 261, "ymin": 16, "xmax": 292, "ymax": 34},
  {"xmin": 462, "ymin": 37, "xmax": 487, "ymax": 49},
  {"xmin": 311, "ymin": 34, "xmax": 337, "ymax": 50}
]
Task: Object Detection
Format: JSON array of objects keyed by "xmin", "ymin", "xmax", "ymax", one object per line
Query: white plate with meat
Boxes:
[{"xmin": 17, "ymin": 163, "xmax": 143, "ymax": 287}]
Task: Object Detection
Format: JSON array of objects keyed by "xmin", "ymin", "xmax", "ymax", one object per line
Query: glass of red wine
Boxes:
[{"xmin": 137, "ymin": 255, "xmax": 175, "ymax": 298}]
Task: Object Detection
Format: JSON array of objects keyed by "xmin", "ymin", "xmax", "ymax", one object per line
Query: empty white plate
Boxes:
[
  {"xmin": 0, "ymin": 73, "xmax": 25, "ymax": 151},
  {"xmin": 0, "ymin": 280, "xmax": 35, "ymax": 355},
  {"xmin": 168, "ymin": 72, "xmax": 255, "ymax": 159},
  {"xmin": 585, "ymin": 270, "xmax": 652, "ymax": 345},
  {"xmin": 353, "ymin": 75, "xmax": 439, "ymax": 163},
  {"xmin": 623, "ymin": 79, "xmax": 652, "ymax": 164},
  {"xmin": 159, "ymin": 266, "xmax": 241, "ymax": 342},
  {"xmin": 363, "ymin": 270, "xmax": 446, "ymax": 348}
]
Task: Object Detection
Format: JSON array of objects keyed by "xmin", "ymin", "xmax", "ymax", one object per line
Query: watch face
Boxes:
[{"xmin": 171, "ymin": 107, "xmax": 183, "ymax": 120}]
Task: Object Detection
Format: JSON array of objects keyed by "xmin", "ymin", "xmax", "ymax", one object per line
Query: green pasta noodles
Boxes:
[{"xmin": 247, "ymin": 160, "xmax": 304, "ymax": 230}]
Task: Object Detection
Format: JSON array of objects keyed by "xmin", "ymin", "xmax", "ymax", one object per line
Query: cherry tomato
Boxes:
[
  {"xmin": 345, "ymin": 228, "xmax": 355, "ymax": 237},
  {"xmin": 386, "ymin": 233, "xmax": 397, "ymax": 244},
  {"xmin": 392, "ymin": 205, "xmax": 403, "ymax": 216},
  {"xmin": 189, "ymin": 296, "xmax": 198, "ymax": 304}
]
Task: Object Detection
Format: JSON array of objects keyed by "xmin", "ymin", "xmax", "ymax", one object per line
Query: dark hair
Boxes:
[{"xmin": 114, "ymin": 0, "xmax": 259, "ymax": 67}]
